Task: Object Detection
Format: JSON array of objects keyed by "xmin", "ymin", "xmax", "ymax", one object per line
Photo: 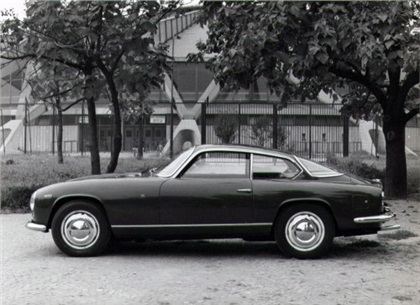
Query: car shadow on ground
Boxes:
[
  {"xmin": 106, "ymin": 239, "xmax": 282, "ymax": 258},
  {"xmin": 101, "ymin": 237, "xmax": 397, "ymax": 260}
]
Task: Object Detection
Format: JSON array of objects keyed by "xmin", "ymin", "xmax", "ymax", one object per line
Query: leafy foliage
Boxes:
[
  {"xmin": 194, "ymin": 1, "xmax": 420, "ymax": 198},
  {"xmin": 196, "ymin": 1, "xmax": 419, "ymax": 110},
  {"xmin": 250, "ymin": 116, "xmax": 288, "ymax": 149},
  {"xmin": 1, "ymin": 0, "xmax": 178, "ymax": 174},
  {"xmin": 214, "ymin": 114, "xmax": 237, "ymax": 144},
  {"xmin": 327, "ymin": 154, "xmax": 385, "ymax": 181}
]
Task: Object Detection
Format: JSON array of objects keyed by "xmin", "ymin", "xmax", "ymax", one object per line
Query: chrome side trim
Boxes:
[
  {"xmin": 112, "ymin": 223, "xmax": 272, "ymax": 229},
  {"xmin": 354, "ymin": 212, "xmax": 395, "ymax": 224},
  {"xmin": 380, "ymin": 224, "xmax": 401, "ymax": 231},
  {"xmin": 26, "ymin": 222, "xmax": 48, "ymax": 232},
  {"xmin": 237, "ymin": 188, "xmax": 252, "ymax": 193}
]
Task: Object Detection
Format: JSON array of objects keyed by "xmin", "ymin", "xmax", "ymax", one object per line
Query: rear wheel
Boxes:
[
  {"xmin": 51, "ymin": 201, "xmax": 111, "ymax": 257},
  {"xmin": 274, "ymin": 204, "xmax": 335, "ymax": 259}
]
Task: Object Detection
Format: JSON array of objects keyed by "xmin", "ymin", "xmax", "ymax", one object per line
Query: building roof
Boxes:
[{"xmin": 166, "ymin": 23, "xmax": 210, "ymax": 61}]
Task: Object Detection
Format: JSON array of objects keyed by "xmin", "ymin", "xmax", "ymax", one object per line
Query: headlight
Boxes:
[{"xmin": 29, "ymin": 191, "xmax": 37, "ymax": 211}]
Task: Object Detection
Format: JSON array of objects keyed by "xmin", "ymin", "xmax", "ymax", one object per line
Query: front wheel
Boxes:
[
  {"xmin": 274, "ymin": 204, "xmax": 335, "ymax": 259},
  {"xmin": 51, "ymin": 201, "xmax": 111, "ymax": 257}
]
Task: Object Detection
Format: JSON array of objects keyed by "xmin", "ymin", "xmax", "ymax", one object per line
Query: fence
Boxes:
[
  {"xmin": 200, "ymin": 102, "xmax": 362, "ymax": 161},
  {"xmin": 2, "ymin": 101, "xmax": 419, "ymax": 160}
]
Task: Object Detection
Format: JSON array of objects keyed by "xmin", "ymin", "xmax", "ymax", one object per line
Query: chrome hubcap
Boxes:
[
  {"xmin": 61, "ymin": 211, "xmax": 100, "ymax": 249},
  {"xmin": 285, "ymin": 211, "xmax": 325, "ymax": 252}
]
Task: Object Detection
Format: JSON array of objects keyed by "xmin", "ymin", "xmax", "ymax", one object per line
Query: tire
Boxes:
[
  {"xmin": 274, "ymin": 204, "xmax": 335, "ymax": 259},
  {"xmin": 51, "ymin": 201, "xmax": 111, "ymax": 257}
]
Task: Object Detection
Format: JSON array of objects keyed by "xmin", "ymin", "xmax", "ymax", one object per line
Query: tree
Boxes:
[
  {"xmin": 194, "ymin": 1, "xmax": 420, "ymax": 198},
  {"xmin": 27, "ymin": 61, "xmax": 85, "ymax": 164},
  {"xmin": 121, "ymin": 98, "xmax": 154, "ymax": 159},
  {"xmin": 250, "ymin": 116, "xmax": 288, "ymax": 149},
  {"xmin": 1, "ymin": 0, "xmax": 176, "ymax": 174},
  {"xmin": 2, "ymin": 1, "xmax": 104, "ymax": 174},
  {"xmin": 214, "ymin": 114, "xmax": 237, "ymax": 144}
]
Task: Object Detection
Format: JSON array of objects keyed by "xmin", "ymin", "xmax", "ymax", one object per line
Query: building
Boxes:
[{"xmin": 1, "ymin": 11, "xmax": 419, "ymax": 158}]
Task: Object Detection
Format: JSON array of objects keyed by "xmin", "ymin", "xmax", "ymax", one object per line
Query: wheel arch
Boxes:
[
  {"xmin": 270, "ymin": 198, "xmax": 338, "ymax": 237},
  {"xmin": 48, "ymin": 195, "xmax": 108, "ymax": 229}
]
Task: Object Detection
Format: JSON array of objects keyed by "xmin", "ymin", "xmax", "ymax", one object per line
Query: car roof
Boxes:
[{"xmin": 192, "ymin": 144, "xmax": 295, "ymax": 159}]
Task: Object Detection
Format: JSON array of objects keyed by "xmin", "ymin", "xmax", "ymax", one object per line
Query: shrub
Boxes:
[
  {"xmin": 326, "ymin": 154, "xmax": 385, "ymax": 181},
  {"xmin": 214, "ymin": 114, "xmax": 237, "ymax": 144},
  {"xmin": 1, "ymin": 154, "xmax": 170, "ymax": 212},
  {"xmin": 327, "ymin": 154, "xmax": 420, "ymax": 198},
  {"xmin": 250, "ymin": 116, "xmax": 288, "ymax": 149},
  {"xmin": 407, "ymin": 166, "xmax": 420, "ymax": 198}
]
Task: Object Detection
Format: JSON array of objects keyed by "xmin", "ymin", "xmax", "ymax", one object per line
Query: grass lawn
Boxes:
[
  {"xmin": 0, "ymin": 153, "xmax": 170, "ymax": 212},
  {"xmin": 1, "ymin": 151, "xmax": 418, "ymax": 212}
]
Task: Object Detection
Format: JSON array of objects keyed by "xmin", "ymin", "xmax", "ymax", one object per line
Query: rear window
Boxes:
[{"xmin": 297, "ymin": 157, "xmax": 342, "ymax": 177}]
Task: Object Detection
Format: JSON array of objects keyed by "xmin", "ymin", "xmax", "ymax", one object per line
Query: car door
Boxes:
[
  {"xmin": 159, "ymin": 151, "xmax": 253, "ymax": 234},
  {"xmin": 251, "ymin": 154, "xmax": 303, "ymax": 223}
]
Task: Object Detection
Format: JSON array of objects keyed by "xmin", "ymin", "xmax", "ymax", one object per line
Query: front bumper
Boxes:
[
  {"xmin": 353, "ymin": 207, "xmax": 400, "ymax": 231},
  {"xmin": 26, "ymin": 221, "xmax": 48, "ymax": 233}
]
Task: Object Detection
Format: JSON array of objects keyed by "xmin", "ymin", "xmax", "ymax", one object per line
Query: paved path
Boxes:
[{"xmin": 1, "ymin": 204, "xmax": 419, "ymax": 305}]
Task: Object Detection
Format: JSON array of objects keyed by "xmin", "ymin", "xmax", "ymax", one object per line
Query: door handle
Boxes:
[{"xmin": 237, "ymin": 188, "xmax": 252, "ymax": 193}]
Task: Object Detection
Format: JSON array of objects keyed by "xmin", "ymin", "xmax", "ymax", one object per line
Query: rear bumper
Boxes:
[
  {"xmin": 353, "ymin": 207, "xmax": 400, "ymax": 231},
  {"xmin": 26, "ymin": 221, "xmax": 48, "ymax": 233}
]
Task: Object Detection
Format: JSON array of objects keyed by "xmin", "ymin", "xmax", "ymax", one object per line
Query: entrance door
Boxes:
[
  {"xmin": 144, "ymin": 126, "xmax": 166, "ymax": 151},
  {"xmin": 124, "ymin": 127, "xmax": 134, "ymax": 151}
]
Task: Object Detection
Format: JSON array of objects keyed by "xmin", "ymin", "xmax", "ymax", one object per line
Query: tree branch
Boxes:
[
  {"xmin": 111, "ymin": 50, "xmax": 125, "ymax": 74},
  {"xmin": 330, "ymin": 63, "xmax": 387, "ymax": 106},
  {"xmin": 62, "ymin": 98, "xmax": 86, "ymax": 112},
  {"xmin": 37, "ymin": 87, "xmax": 74, "ymax": 100},
  {"xmin": 404, "ymin": 107, "xmax": 419, "ymax": 124},
  {"xmin": 399, "ymin": 70, "xmax": 419, "ymax": 102},
  {"xmin": 1, "ymin": 53, "xmax": 83, "ymax": 71}
]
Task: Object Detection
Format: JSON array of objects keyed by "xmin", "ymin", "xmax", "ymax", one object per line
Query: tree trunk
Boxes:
[
  {"xmin": 86, "ymin": 97, "xmax": 101, "ymax": 175},
  {"xmin": 383, "ymin": 120, "xmax": 407, "ymax": 198},
  {"xmin": 57, "ymin": 107, "xmax": 64, "ymax": 164},
  {"xmin": 106, "ymin": 88, "xmax": 122, "ymax": 173},
  {"xmin": 137, "ymin": 116, "xmax": 144, "ymax": 160}
]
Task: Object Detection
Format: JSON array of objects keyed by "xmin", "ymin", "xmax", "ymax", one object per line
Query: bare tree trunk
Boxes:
[
  {"xmin": 57, "ymin": 107, "xmax": 64, "ymax": 164},
  {"xmin": 86, "ymin": 97, "xmax": 101, "ymax": 175},
  {"xmin": 137, "ymin": 116, "xmax": 144, "ymax": 160},
  {"xmin": 105, "ymin": 84, "xmax": 122, "ymax": 173}
]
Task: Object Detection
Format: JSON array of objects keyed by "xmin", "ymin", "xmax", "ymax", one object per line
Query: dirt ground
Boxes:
[{"xmin": 1, "ymin": 199, "xmax": 419, "ymax": 305}]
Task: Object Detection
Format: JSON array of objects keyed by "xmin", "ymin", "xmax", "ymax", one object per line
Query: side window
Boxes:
[
  {"xmin": 252, "ymin": 155, "xmax": 300, "ymax": 180},
  {"xmin": 182, "ymin": 152, "xmax": 249, "ymax": 178}
]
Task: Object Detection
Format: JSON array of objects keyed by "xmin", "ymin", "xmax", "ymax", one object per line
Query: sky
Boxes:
[
  {"xmin": 0, "ymin": 0, "xmax": 200, "ymax": 20},
  {"xmin": 0, "ymin": 0, "xmax": 26, "ymax": 19}
]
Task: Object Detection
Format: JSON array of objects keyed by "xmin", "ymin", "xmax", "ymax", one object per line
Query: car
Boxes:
[{"xmin": 26, "ymin": 144, "xmax": 399, "ymax": 258}]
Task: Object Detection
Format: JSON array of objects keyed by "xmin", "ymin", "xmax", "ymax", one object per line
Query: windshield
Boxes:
[
  {"xmin": 297, "ymin": 157, "xmax": 342, "ymax": 177},
  {"xmin": 157, "ymin": 147, "xmax": 195, "ymax": 177}
]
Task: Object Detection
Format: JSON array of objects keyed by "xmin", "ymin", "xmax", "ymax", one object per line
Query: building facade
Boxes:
[{"xmin": 1, "ymin": 11, "xmax": 419, "ymax": 158}]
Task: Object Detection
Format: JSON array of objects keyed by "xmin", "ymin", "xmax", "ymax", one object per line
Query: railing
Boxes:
[{"xmin": 156, "ymin": 11, "xmax": 199, "ymax": 44}]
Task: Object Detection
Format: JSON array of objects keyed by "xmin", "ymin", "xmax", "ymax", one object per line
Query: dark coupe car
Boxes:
[{"xmin": 27, "ymin": 144, "xmax": 399, "ymax": 258}]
